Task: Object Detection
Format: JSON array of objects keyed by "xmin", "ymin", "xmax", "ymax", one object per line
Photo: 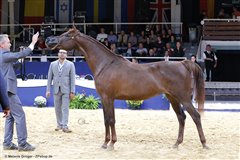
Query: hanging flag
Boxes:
[
  {"xmin": 55, "ymin": 0, "xmax": 73, "ymax": 23},
  {"xmin": 24, "ymin": 0, "xmax": 45, "ymax": 24},
  {"xmin": 86, "ymin": 0, "xmax": 114, "ymax": 23},
  {"xmin": 0, "ymin": 0, "xmax": 2, "ymax": 27},
  {"xmin": 149, "ymin": 0, "xmax": 171, "ymax": 22}
]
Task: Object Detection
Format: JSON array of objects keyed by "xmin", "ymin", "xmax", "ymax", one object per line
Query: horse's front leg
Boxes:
[
  {"xmin": 101, "ymin": 103, "xmax": 110, "ymax": 149},
  {"xmin": 109, "ymin": 101, "xmax": 117, "ymax": 150},
  {"xmin": 101, "ymin": 98, "xmax": 117, "ymax": 150}
]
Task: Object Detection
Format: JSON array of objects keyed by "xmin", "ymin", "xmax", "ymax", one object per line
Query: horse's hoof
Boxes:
[
  {"xmin": 203, "ymin": 144, "xmax": 210, "ymax": 149},
  {"xmin": 101, "ymin": 144, "xmax": 107, "ymax": 149},
  {"xmin": 172, "ymin": 144, "xmax": 179, "ymax": 149},
  {"xmin": 107, "ymin": 145, "xmax": 114, "ymax": 151}
]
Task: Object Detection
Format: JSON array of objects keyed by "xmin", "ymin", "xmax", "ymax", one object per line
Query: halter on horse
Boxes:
[{"xmin": 45, "ymin": 27, "xmax": 208, "ymax": 149}]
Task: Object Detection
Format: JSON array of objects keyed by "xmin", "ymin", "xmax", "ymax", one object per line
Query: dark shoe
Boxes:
[
  {"xmin": 62, "ymin": 128, "xmax": 72, "ymax": 133},
  {"xmin": 55, "ymin": 127, "xmax": 62, "ymax": 131},
  {"xmin": 18, "ymin": 142, "xmax": 35, "ymax": 151},
  {"xmin": 3, "ymin": 143, "xmax": 18, "ymax": 150}
]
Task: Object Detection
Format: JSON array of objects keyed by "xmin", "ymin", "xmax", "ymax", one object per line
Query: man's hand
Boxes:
[
  {"xmin": 46, "ymin": 92, "xmax": 50, "ymax": 98},
  {"xmin": 214, "ymin": 63, "xmax": 217, "ymax": 68},
  {"xmin": 32, "ymin": 32, "xmax": 39, "ymax": 45},
  {"xmin": 70, "ymin": 93, "xmax": 75, "ymax": 100},
  {"xmin": 3, "ymin": 108, "xmax": 10, "ymax": 118}
]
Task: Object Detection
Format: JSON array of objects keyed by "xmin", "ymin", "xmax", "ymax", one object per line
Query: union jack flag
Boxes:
[{"xmin": 149, "ymin": 0, "xmax": 171, "ymax": 22}]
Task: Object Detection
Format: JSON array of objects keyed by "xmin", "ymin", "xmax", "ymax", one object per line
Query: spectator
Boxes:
[
  {"xmin": 169, "ymin": 35, "xmax": 176, "ymax": 49},
  {"xmin": 103, "ymin": 38, "xmax": 110, "ymax": 49},
  {"xmin": 37, "ymin": 36, "xmax": 46, "ymax": 50},
  {"xmin": 132, "ymin": 58, "xmax": 139, "ymax": 63},
  {"xmin": 110, "ymin": 43, "xmax": 119, "ymax": 54},
  {"xmin": 117, "ymin": 30, "xmax": 128, "ymax": 47},
  {"xmin": 46, "ymin": 49, "xmax": 76, "ymax": 133},
  {"xmin": 96, "ymin": 27, "xmax": 108, "ymax": 43},
  {"xmin": 165, "ymin": 42, "xmax": 174, "ymax": 57},
  {"xmin": 154, "ymin": 36, "xmax": 165, "ymax": 55},
  {"xmin": 217, "ymin": 8, "xmax": 231, "ymax": 19},
  {"xmin": 123, "ymin": 42, "xmax": 134, "ymax": 57},
  {"xmin": 166, "ymin": 28, "xmax": 175, "ymax": 42},
  {"xmin": 203, "ymin": 44, "xmax": 217, "ymax": 81},
  {"xmin": 191, "ymin": 55, "xmax": 200, "ymax": 66},
  {"xmin": 154, "ymin": 24, "xmax": 161, "ymax": 36},
  {"xmin": 232, "ymin": 6, "xmax": 240, "ymax": 18},
  {"xmin": 164, "ymin": 50, "xmax": 170, "ymax": 61},
  {"xmin": 149, "ymin": 30, "xmax": 157, "ymax": 45},
  {"xmin": 161, "ymin": 29, "xmax": 168, "ymax": 44},
  {"xmin": 138, "ymin": 30, "xmax": 147, "ymax": 45},
  {"xmin": 173, "ymin": 41, "xmax": 185, "ymax": 58},
  {"xmin": 87, "ymin": 25, "xmax": 97, "ymax": 39},
  {"xmin": 107, "ymin": 30, "xmax": 117, "ymax": 44},
  {"xmin": 127, "ymin": 31, "xmax": 138, "ymax": 47},
  {"xmin": 136, "ymin": 42, "xmax": 148, "ymax": 57}
]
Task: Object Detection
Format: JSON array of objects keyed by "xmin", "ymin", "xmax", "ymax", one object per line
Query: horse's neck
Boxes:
[{"xmin": 76, "ymin": 36, "xmax": 115, "ymax": 76}]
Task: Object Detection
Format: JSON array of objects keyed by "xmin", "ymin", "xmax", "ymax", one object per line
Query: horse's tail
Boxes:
[{"xmin": 182, "ymin": 60, "xmax": 205, "ymax": 110}]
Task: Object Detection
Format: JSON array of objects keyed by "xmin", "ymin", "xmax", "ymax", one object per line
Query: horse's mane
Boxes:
[{"xmin": 77, "ymin": 30, "xmax": 129, "ymax": 62}]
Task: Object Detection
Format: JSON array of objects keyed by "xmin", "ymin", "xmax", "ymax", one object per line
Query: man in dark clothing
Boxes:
[{"xmin": 203, "ymin": 44, "xmax": 217, "ymax": 81}]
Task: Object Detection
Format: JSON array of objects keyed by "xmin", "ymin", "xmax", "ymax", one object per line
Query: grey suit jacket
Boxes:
[
  {"xmin": 46, "ymin": 60, "xmax": 76, "ymax": 94},
  {"xmin": 0, "ymin": 48, "xmax": 32, "ymax": 94},
  {"xmin": 0, "ymin": 71, "xmax": 9, "ymax": 109}
]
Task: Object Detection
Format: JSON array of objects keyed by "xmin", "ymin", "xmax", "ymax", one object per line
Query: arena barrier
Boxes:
[{"xmin": 16, "ymin": 79, "xmax": 170, "ymax": 110}]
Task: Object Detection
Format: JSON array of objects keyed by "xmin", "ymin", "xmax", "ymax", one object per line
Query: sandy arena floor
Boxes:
[{"xmin": 0, "ymin": 103, "xmax": 240, "ymax": 160}]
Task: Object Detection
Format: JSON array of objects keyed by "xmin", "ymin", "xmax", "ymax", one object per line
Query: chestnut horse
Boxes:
[{"xmin": 45, "ymin": 28, "xmax": 208, "ymax": 149}]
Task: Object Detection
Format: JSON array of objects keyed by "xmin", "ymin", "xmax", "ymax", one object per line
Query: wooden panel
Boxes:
[
  {"xmin": 203, "ymin": 31, "xmax": 240, "ymax": 36},
  {"xmin": 203, "ymin": 20, "xmax": 240, "ymax": 40},
  {"xmin": 204, "ymin": 21, "xmax": 240, "ymax": 26},
  {"xmin": 203, "ymin": 26, "xmax": 240, "ymax": 31},
  {"xmin": 203, "ymin": 36, "xmax": 240, "ymax": 40}
]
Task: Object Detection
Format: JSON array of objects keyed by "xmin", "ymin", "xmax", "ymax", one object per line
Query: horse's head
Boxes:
[{"xmin": 45, "ymin": 27, "xmax": 80, "ymax": 50}]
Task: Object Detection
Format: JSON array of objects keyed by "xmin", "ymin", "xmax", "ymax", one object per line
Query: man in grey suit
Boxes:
[
  {"xmin": 0, "ymin": 71, "xmax": 10, "ymax": 117},
  {"xmin": 0, "ymin": 32, "xmax": 39, "ymax": 151},
  {"xmin": 46, "ymin": 49, "xmax": 75, "ymax": 133}
]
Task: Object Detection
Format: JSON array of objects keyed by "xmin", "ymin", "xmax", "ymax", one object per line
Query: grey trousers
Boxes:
[
  {"xmin": 3, "ymin": 93, "xmax": 27, "ymax": 146},
  {"xmin": 54, "ymin": 90, "xmax": 70, "ymax": 129}
]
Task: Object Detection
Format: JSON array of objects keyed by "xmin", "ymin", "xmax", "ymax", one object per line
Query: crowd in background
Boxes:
[{"xmin": 86, "ymin": 25, "xmax": 186, "ymax": 62}]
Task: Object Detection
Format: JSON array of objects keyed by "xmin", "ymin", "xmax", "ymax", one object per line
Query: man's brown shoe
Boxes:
[
  {"xmin": 55, "ymin": 127, "xmax": 62, "ymax": 131},
  {"xmin": 62, "ymin": 128, "xmax": 72, "ymax": 133}
]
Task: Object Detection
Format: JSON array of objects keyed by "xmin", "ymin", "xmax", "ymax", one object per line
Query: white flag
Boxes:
[{"xmin": 55, "ymin": 0, "xmax": 73, "ymax": 23}]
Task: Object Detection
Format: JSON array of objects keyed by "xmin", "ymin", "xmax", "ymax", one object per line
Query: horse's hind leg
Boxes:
[
  {"xmin": 101, "ymin": 97, "xmax": 117, "ymax": 150},
  {"xmin": 182, "ymin": 101, "xmax": 208, "ymax": 149},
  {"xmin": 166, "ymin": 94, "xmax": 186, "ymax": 148}
]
